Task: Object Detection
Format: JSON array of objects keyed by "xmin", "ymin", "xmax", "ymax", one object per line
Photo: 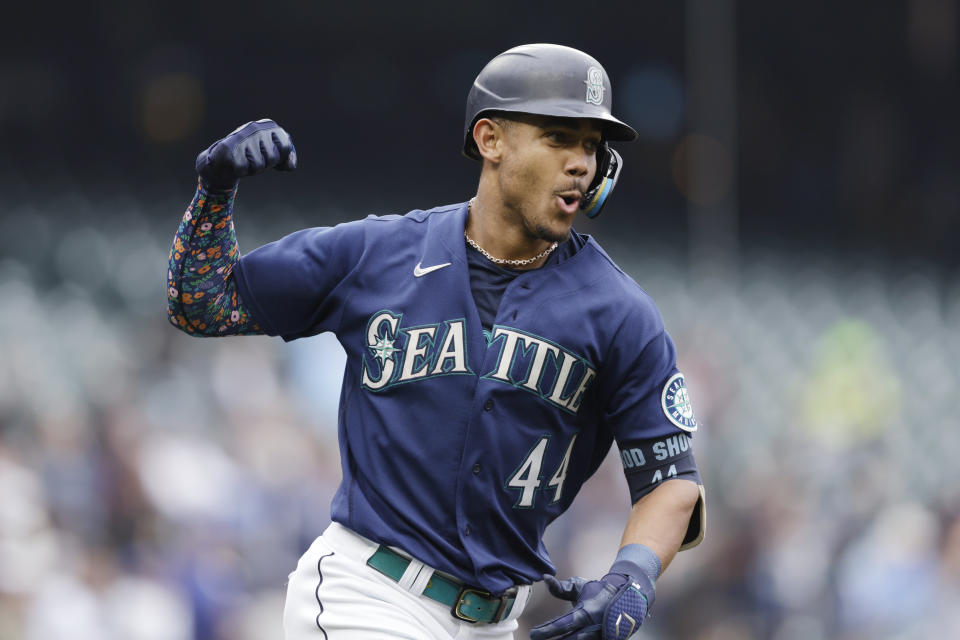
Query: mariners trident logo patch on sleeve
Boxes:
[{"xmin": 661, "ymin": 372, "xmax": 697, "ymax": 432}]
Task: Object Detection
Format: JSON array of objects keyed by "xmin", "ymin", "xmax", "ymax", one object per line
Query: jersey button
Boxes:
[
  {"xmin": 483, "ymin": 399, "xmax": 493, "ymax": 411},
  {"xmin": 464, "ymin": 525, "xmax": 471, "ymax": 536},
  {"xmin": 473, "ymin": 463, "xmax": 481, "ymax": 474}
]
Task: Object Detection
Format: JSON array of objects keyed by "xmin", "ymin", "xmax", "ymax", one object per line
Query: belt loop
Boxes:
[
  {"xmin": 410, "ymin": 565, "xmax": 435, "ymax": 596},
  {"xmin": 397, "ymin": 558, "xmax": 425, "ymax": 591},
  {"xmin": 503, "ymin": 585, "xmax": 531, "ymax": 622}
]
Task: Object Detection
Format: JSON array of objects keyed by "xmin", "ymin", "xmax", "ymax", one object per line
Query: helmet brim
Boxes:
[{"xmin": 463, "ymin": 102, "xmax": 638, "ymax": 160}]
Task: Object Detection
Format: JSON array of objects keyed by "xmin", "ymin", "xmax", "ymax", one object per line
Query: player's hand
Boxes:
[
  {"xmin": 529, "ymin": 563, "xmax": 653, "ymax": 640},
  {"xmin": 195, "ymin": 118, "xmax": 297, "ymax": 191}
]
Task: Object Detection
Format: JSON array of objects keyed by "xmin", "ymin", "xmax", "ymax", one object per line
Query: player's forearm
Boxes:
[
  {"xmin": 531, "ymin": 480, "xmax": 699, "ymax": 638},
  {"xmin": 167, "ymin": 179, "xmax": 263, "ymax": 336},
  {"xmin": 619, "ymin": 478, "xmax": 701, "ymax": 575}
]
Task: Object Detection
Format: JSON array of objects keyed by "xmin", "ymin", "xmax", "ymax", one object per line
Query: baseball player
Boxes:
[{"xmin": 167, "ymin": 43, "xmax": 705, "ymax": 639}]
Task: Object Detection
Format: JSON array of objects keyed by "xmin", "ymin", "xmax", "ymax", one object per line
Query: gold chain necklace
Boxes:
[{"xmin": 464, "ymin": 199, "xmax": 558, "ymax": 267}]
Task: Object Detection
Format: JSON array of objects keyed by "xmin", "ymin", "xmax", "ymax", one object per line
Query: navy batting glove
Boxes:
[
  {"xmin": 195, "ymin": 119, "xmax": 297, "ymax": 191},
  {"xmin": 530, "ymin": 545, "xmax": 660, "ymax": 640}
]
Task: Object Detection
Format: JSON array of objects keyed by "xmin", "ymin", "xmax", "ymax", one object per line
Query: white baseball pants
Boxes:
[{"xmin": 283, "ymin": 522, "xmax": 531, "ymax": 639}]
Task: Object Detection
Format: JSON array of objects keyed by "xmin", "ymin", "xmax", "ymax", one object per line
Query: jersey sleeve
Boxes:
[
  {"xmin": 231, "ymin": 219, "xmax": 366, "ymax": 341},
  {"xmin": 602, "ymin": 325, "xmax": 692, "ymax": 441},
  {"xmin": 601, "ymin": 308, "xmax": 706, "ymax": 550}
]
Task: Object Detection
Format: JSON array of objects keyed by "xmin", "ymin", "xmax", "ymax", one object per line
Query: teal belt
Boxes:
[{"xmin": 366, "ymin": 545, "xmax": 517, "ymax": 624}]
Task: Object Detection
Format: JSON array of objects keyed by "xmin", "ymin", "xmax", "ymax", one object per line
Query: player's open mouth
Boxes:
[{"xmin": 556, "ymin": 192, "xmax": 581, "ymax": 214}]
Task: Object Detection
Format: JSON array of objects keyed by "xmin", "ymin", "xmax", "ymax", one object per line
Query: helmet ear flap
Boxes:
[{"xmin": 580, "ymin": 145, "xmax": 623, "ymax": 219}]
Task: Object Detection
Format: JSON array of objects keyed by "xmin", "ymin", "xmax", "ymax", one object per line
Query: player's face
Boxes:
[{"xmin": 497, "ymin": 115, "xmax": 601, "ymax": 243}]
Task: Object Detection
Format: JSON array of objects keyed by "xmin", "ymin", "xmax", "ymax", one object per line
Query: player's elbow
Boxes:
[
  {"xmin": 640, "ymin": 478, "xmax": 701, "ymax": 515},
  {"xmin": 167, "ymin": 309, "xmax": 218, "ymax": 337},
  {"xmin": 666, "ymin": 478, "xmax": 702, "ymax": 513}
]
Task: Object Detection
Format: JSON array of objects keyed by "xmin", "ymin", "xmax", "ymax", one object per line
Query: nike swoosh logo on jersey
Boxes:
[{"xmin": 413, "ymin": 261, "xmax": 451, "ymax": 277}]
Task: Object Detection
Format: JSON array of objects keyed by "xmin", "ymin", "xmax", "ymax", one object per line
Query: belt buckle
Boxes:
[{"xmin": 452, "ymin": 587, "xmax": 493, "ymax": 623}]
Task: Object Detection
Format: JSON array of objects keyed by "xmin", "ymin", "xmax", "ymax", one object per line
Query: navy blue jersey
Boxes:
[{"xmin": 232, "ymin": 201, "xmax": 698, "ymax": 594}]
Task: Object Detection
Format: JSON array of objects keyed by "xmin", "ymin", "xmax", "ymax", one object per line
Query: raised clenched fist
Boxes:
[{"xmin": 195, "ymin": 119, "xmax": 297, "ymax": 191}]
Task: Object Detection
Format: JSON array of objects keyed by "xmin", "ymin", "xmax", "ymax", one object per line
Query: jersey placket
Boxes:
[{"xmin": 453, "ymin": 269, "xmax": 545, "ymax": 588}]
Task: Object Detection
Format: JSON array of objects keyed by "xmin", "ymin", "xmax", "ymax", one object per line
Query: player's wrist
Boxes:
[
  {"xmin": 613, "ymin": 543, "xmax": 661, "ymax": 578},
  {"xmin": 198, "ymin": 175, "xmax": 239, "ymax": 195},
  {"xmin": 608, "ymin": 543, "xmax": 660, "ymax": 610}
]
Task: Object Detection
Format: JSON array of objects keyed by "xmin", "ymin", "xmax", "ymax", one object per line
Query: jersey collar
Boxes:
[{"xmin": 418, "ymin": 199, "xmax": 594, "ymax": 272}]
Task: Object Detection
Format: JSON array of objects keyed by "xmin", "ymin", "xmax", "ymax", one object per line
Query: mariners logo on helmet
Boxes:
[
  {"xmin": 585, "ymin": 67, "xmax": 605, "ymax": 105},
  {"xmin": 661, "ymin": 373, "xmax": 698, "ymax": 432}
]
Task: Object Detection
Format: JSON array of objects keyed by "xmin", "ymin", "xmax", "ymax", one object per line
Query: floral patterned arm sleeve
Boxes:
[{"xmin": 167, "ymin": 179, "xmax": 264, "ymax": 336}]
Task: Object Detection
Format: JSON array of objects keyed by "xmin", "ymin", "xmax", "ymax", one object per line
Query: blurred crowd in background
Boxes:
[
  {"xmin": 3, "ymin": 218, "xmax": 960, "ymax": 639},
  {"xmin": 2, "ymin": 1, "xmax": 959, "ymax": 639}
]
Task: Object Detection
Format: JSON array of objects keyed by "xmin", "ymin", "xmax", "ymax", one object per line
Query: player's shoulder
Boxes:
[
  {"xmin": 579, "ymin": 236, "xmax": 662, "ymax": 314},
  {"xmin": 362, "ymin": 202, "xmax": 463, "ymax": 225},
  {"xmin": 357, "ymin": 202, "xmax": 463, "ymax": 241},
  {"xmin": 563, "ymin": 235, "xmax": 668, "ymax": 344}
]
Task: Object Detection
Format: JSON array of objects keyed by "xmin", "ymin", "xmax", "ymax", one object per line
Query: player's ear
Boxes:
[{"xmin": 473, "ymin": 117, "xmax": 505, "ymax": 163}]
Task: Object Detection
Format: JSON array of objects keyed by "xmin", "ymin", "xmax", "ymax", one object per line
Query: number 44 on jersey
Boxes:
[{"xmin": 506, "ymin": 434, "xmax": 578, "ymax": 509}]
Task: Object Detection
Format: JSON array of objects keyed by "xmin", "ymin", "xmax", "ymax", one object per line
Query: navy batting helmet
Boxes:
[{"xmin": 463, "ymin": 43, "xmax": 637, "ymax": 218}]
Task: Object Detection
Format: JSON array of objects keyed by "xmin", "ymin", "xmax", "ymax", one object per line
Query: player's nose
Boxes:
[{"xmin": 564, "ymin": 150, "xmax": 589, "ymax": 178}]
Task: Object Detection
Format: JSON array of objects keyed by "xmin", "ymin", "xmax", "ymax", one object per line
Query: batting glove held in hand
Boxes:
[
  {"xmin": 195, "ymin": 119, "xmax": 297, "ymax": 191},
  {"xmin": 530, "ymin": 546, "xmax": 659, "ymax": 640}
]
